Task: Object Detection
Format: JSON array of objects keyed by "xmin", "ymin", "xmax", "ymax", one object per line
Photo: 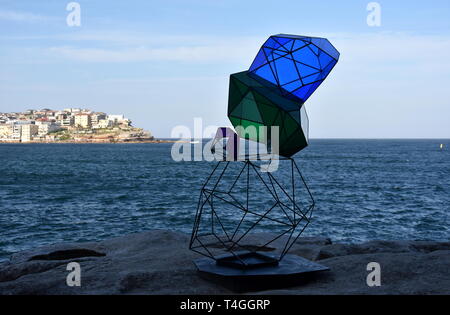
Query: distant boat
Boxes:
[{"xmin": 440, "ymin": 144, "xmax": 444, "ymax": 150}]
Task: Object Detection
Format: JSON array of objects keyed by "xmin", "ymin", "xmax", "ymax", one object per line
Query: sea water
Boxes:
[{"xmin": 0, "ymin": 139, "xmax": 448, "ymax": 261}]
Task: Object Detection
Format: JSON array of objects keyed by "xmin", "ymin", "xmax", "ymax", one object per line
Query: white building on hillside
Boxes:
[
  {"xmin": 0, "ymin": 124, "xmax": 12, "ymax": 140},
  {"xmin": 96, "ymin": 119, "xmax": 112, "ymax": 129},
  {"xmin": 37, "ymin": 122, "xmax": 62, "ymax": 136},
  {"xmin": 74, "ymin": 114, "xmax": 91, "ymax": 128},
  {"xmin": 21, "ymin": 124, "xmax": 39, "ymax": 142}
]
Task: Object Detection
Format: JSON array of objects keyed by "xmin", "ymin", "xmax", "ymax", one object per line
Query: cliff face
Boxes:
[{"xmin": 0, "ymin": 230, "xmax": 449, "ymax": 295}]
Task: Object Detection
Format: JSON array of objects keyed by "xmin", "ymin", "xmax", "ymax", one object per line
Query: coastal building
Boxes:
[
  {"xmin": 20, "ymin": 124, "xmax": 39, "ymax": 142},
  {"xmin": 64, "ymin": 108, "xmax": 82, "ymax": 114},
  {"xmin": 56, "ymin": 113, "xmax": 66, "ymax": 121},
  {"xmin": 12, "ymin": 124, "xmax": 22, "ymax": 141},
  {"xmin": 0, "ymin": 124, "xmax": 12, "ymax": 140},
  {"xmin": 8, "ymin": 121, "xmax": 34, "ymax": 141},
  {"xmin": 0, "ymin": 108, "xmax": 148, "ymax": 142},
  {"xmin": 37, "ymin": 122, "xmax": 61, "ymax": 137},
  {"xmin": 91, "ymin": 113, "xmax": 107, "ymax": 127},
  {"xmin": 108, "ymin": 114, "xmax": 126, "ymax": 126},
  {"xmin": 61, "ymin": 116, "xmax": 74, "ymax": 127},
  {"xmin": 74, "ymin": 114, "xmax": 91, "ymax": 128},
  {"xmin": 81, "ymin": 109, "xmax": 93, "ymax": 115},
  {"xmin": 35, "ymin": 109, "xmax": 53, "ymax": 117},
  {"xmin": 96, "ymin": 119, "xmax": 112, "ymax": 129},
  {"xmin": 44, "ymin": 110, "xmax": 56, "ymax": 118}
]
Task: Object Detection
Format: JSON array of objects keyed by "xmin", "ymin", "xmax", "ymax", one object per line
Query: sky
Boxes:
[{"xmin": 0, "ymin": 0, "xmax": 449, "ymax": 138}]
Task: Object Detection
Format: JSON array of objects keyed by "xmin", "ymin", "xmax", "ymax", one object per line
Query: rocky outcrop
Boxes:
[{"xmin": 0, "ymin": 230, "xmax": 448, "ymax": 295}]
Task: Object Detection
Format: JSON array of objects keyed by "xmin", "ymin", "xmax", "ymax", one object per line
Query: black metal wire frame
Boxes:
[{"xmin": 189, "ymin": 157, "xmax": 315, "ymax": 266}]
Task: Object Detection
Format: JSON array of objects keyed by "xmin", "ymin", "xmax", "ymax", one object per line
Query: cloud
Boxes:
[
  {"xmin": 3, "ymin": 31, "xmax": 450, "ymax": 138},
  {"xmin": 0, "ymin": 10, "xmax": 53, "ymax": 23},
  {"xmin": 47, "ymin": 36, "xmax": 262, "ymax": 63},
  {"xmin": 43, "ymin": 31, "xmax": 450, "ymax": 83},
  {"xmin": 50, "ymin": 46, "xmax": 229, "ymax": 63}
]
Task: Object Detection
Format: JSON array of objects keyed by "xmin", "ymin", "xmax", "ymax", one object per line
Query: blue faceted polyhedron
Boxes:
[{"xmin": 249, "ymin": 34, "xmax": 340, "ymax": 104}]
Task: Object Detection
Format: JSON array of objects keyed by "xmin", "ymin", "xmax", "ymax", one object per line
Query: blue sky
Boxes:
[{"xmin": 0, "ymin": 0, "xmax": 449, "ymax": 138}]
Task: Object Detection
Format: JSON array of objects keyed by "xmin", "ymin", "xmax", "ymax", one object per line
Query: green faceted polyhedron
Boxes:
[{"xmin": 228, "ymin": 71, "xmax": 309, "ymax": 157}]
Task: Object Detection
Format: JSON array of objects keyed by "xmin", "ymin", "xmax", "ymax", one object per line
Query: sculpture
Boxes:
[
  {"xmin": 190, "ymin": 34, "xmax": 339, "ymax": 284},
  {"xmin": 228, "ymin": 34, "xmax": 339, "ymax": 157}
]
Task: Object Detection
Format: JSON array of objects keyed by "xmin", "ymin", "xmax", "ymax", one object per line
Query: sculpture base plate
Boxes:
[
  {"xmin": 194, "ymin": 253, "xmax": 329, "ymax": 292},
  {"xmin": 216, "ymin": 252, "xmax": 279, "ymax": 269}
]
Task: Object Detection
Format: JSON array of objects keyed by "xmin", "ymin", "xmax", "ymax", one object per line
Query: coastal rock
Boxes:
[
  {"xmin": 316, "ymin": 240, "xmax": 450, "ymax": 260},
  {"xmin": 0, "ymin": 230, "xmax": 448, "ymax": 295}
]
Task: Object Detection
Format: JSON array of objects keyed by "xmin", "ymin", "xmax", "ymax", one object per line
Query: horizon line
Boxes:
[{"xmin": 161, "ymin": 137, "xmax": 450, "ymax": 140}]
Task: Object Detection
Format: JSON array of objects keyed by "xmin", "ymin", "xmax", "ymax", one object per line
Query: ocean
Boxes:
[{"xmin": 0, "ymin": 140, "xmax": 448, "ymax": 262}]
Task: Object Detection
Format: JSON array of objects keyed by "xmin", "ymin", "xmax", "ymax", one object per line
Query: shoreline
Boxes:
[
  {"xmin": 0, "ymin": 139, "xmax": 188, "ymax": 144},
  {"xmin": 1, "ymin": 230, "xmax": 448, "ymax": 295}
]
